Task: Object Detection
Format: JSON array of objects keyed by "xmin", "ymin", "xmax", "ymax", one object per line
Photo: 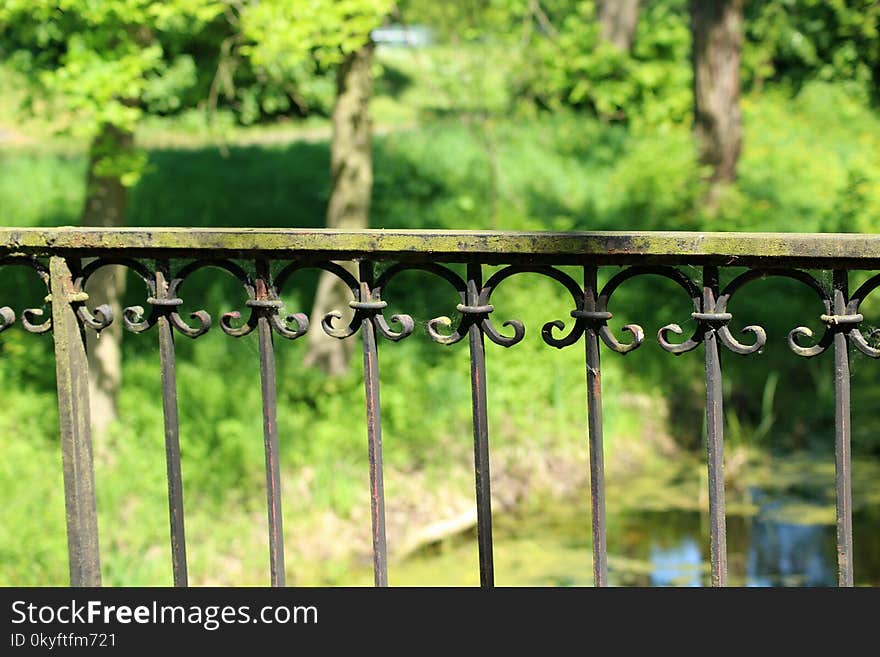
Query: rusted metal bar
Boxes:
[
  {"xmin": 583, "ymin": 265, "xmax": 608, "ymax": 587},
  {"xmin": 254, "ymin": 260, "xmax": 285, "ymax": 587},
  {"xmin": 702, "ymin": 265, "xmax": 728, "ymax": 587},
  {"xmin": 49, "ymin": 255, "xmax": 101, "ymax": 586},
  {"xmin": 832, "ymin": 269, "xmax": 854, "ymax": 587},
  {"xmin": 359, "ymin": 261, "xmax": 389, "ymax": 587},
  {"xmin": 155, "ymin": 261, "xmax": 188, "ymax": 587},
  {"xmin": 6, "ymin": 228, "xmax": 880, "ymax": 268},
  {"xmin": 467, "ymin": 262, "xmax": 495, "ymax": 587}
]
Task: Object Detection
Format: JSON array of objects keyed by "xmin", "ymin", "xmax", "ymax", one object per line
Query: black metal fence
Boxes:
[{"xmin": 2, "ymin": 228, "xmax": 879, "ymax": 587}]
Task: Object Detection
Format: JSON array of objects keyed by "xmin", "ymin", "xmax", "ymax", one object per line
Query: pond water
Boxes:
[
  {"xmin": 371, "ymin": 461, "xmax": 880, "ymax": 587},
  {"xmin": 615, "ymin": 500, "xmax": 880, "ymax": 587}
]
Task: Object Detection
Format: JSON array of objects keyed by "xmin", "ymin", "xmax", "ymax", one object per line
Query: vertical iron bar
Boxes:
[
  {"xmin": 832, "ymin": 269, "xmax": 854, "ymax": 587},
  {"xmin": 155, "ymin": 261, "xmax": 188, "ymax": 587},
  {"xmin": 255, "ymin": 260, "xmax": 285, "ymax": 587},
  {"xmin": 702, "ymin": 265, "xmax": 728, "ymax": 587},
  {"xmin": 583, "ymin": 265, "xmax": 608, "ymax": 587},
  {"xmin": 467, "ymin": 262, "xmax": 495, "ymax": 587},
  {"xmin": 360, "ymin": 261, "xmax": 388, "ymax": 587},
  {"xmin": 50, "ymin": 255, "xmax": 101, "ymax": 586}
]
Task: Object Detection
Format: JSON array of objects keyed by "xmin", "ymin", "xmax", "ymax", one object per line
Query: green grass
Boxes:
[{"xmin": 2, "ymin": 64, "xmax": 880, "ymax": 584}]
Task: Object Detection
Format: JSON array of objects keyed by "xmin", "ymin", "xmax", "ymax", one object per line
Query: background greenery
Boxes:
[{"xmin": 1, "ymin": 0, "xmax": 879, "ymax": 585}]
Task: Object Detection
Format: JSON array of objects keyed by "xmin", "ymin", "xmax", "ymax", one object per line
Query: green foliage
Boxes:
[
  {"xmin": 603, "ymin": 126, "xmax": 706, "ymax": 228},
  {"xmin": 723, "ymin": 83, "xmax": 880, "ymax": 233},
  {"xmin": 3, "ymin": 12, "xmax": 880, "ymax": 582},
  {"xmin": 241, "ymin": 0, "xmax": 393, "ymax": 68},
  {"xmin": 0, "ymin": 0, "xmax": 392, "ymax": 181},
  {"xmin": 397, "ymin": 0, "xmax": 692, "ymax": 125},
  {"xmin": 376, "ymin": 44, "xmax": 514, "ymax": 117},
  {"xmin": 397, "ymin": 0, "xmax": 880, "ymax": 124},
  {"xmin": 744, "ymin": 0, "xmax": 880, "ymax": 102},
  {"xmin": 516, "ymin": 0, "xmax": 692, "ymax": 126},
  {"xmin": 0, "ymin": 0, "xmax": 226, "ymax": 136},
  {"xmin": 0, "ymin": 0, "xmax": 227, "ymax": 181},
  {"xmin": 236, "ymin": 0, "xmax": 395, "ymax": 122}
]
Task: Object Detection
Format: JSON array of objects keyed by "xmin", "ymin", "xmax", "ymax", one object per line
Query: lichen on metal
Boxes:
[{"xmin": 1, "ymin": 228, "xmax": 879, "ymax": 266}]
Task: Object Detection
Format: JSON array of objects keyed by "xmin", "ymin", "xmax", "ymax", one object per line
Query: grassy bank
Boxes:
[{"xmin": 2, "ymin": 73, "xmax": 880, "ymax": 584}]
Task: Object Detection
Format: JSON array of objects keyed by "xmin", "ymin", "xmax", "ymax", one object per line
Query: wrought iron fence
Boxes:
[{"xmin": 2, "ymin": 228, "xmax": 879, "ymax": 587}]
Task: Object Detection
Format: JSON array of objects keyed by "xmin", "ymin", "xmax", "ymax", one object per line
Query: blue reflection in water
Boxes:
[
  {"xmin": 645, "ymin": 490, "xmax": 837, "ymax": 587},
  {"xmin": 745, "ymin": 494, "xmax": 835, "ymax": 587},
  {"xmin": 650, "ymin": 538, "xmax": 703, "ymax": 587}
]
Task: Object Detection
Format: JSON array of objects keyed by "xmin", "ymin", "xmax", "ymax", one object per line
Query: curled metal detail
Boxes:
[
  {"xmin": 0, "ymin": 305, "xmax": 13, "ymax": 333},
  {"xmin": 20, "ymin": 257, "xmax": 878, "ymax": 360},
  {"xmin": 74, "ymin": 257, "xmax": 156, "ymax": 335},
  {"xmin": 596, "ymin": 266, "xmax": 701, "ymax": 355},
  {"xmin": 843, "ymin": 273, "xmax": 880, "ymax": 359},
  {"xmin": 372, "ymin": 263, "xmax": 584, "ymax": 348},
  {"xmin": 163, "ymin": 260, "xmax": 253, "ymax": 338},
  {"xmin": 275, "ymin": 261, "xmax": 362, "ymax": 340},
  {"xmin": 480, "ymin": 265, "xmax": 584, "ymax": 349},
  {"xmin": 238, "ymin": 261, "xmax": 311, "ymax": 340},
  {"xmin": 352, "ymin": 265, "xmax": 415, "ymax": 342},
  {"xmin": 249, "ymin": 295, "xmax": 310, "ymax": 341},
  {"xmin": 78, "ymin": 258, "xmax": 318, "ymax": 340},
  {"xmin": 362, "ymin": 293, "xmax": 415, "ymax": 343},
  {"xmin": 374, "ymin": 262, "xmax": 467, "ymax": 345},
  {"xmin": 715, "ymin": 269, "xmax": 831, "ymax": 358},
  {"xmin": 0, "ymin": 256, "xmax": 52, "ymax": 334},
  {"xmin": 272, "ymin": 260, "xmax": 414, "ymax": 343}
]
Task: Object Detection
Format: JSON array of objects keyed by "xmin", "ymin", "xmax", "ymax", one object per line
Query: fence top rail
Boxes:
[{"xmin": 0, "ymin": 227, "xmax": 878, "ymax": 267}]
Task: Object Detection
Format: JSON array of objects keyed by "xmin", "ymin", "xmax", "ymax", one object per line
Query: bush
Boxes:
[{"xmin": 515, "ymin": 0, "xmax": 692, "ymax": 127}]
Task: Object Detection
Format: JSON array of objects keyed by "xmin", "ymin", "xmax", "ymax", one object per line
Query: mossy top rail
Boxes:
[{"xmin": 1, "ymin": 227, "xmax": 879, "ymax": 267}]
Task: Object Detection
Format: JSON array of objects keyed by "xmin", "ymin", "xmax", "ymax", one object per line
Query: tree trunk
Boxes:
[
  {"xmin": 597, "ymin": 0, "xmax": 641, "ymax": 51},
  {"xmin": 303, "ymin": 43, "xmax": 374, "ymax": 376},
  {"xmin": 82, "ymin": 124, "xmax": 131, "ymax": 438},
  {"xmin": 690, "ymin": 0, "xmax": 744, "ymax": 190}
]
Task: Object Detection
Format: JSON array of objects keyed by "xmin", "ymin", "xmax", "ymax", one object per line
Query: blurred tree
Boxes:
[
  {"xmin": 242, "ymin": 0, "xmax": 394, "ymax": 375},
  {"xmin": 0, "ymin": 0, "xmax": 227, "ymax": 435},
  {"xmin": 1, "ymin": 0, "xmax": 394, "ymax": 395},
  {"xmin": 689, "ymin": 0, "xmax": 744, "ymax": 193},
  {"xmin": 306, "ymin": 41, "xmax": 376, "ymax": 374},
  {"xmin": 597, "ymin": 0, "xmax": 640, "ymax": 51},
  {"xmin": 80, "ymin": 123, "xmax": 133, "ymax": 436}
]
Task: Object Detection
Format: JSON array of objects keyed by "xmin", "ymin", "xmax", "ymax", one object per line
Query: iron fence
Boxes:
[{"xmin": 2, "ymin": 228, "xmax": 879, "ymax": 587}]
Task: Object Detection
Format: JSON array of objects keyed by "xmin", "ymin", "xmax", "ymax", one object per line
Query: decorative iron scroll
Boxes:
[
  {"xmin": 0, "ymin": 256, "xmax": 52, "ymax": 334},
  {"xmin": 3, "ymin": 256, "xmax": 879, "ymax": 359}
]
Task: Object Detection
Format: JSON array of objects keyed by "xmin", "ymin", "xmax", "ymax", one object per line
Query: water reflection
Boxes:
[
  {"xmin": 650, "ymin": 537, "xmax": 702, "ymax": 587},
  {"xmin": 361, "ymin": 463, "xmax": 880, "ymax": 587},
  {"xmin": 746, "ymin": 519, "xmax": 833, "ymax": 587},
  {"xmin": 626, "ymin": 488, "xmax": 866, "ymax": 586}
]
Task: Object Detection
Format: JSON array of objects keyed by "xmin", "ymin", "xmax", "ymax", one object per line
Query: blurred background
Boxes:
[{"xmin": 1, "ymin": 0, "xmax": 879, "ymax": 586}]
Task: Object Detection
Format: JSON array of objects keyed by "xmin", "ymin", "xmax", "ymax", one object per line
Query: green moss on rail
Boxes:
[{"xmin": 0, "ymin": 228, "xmax": 879, "ymax": 266}]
